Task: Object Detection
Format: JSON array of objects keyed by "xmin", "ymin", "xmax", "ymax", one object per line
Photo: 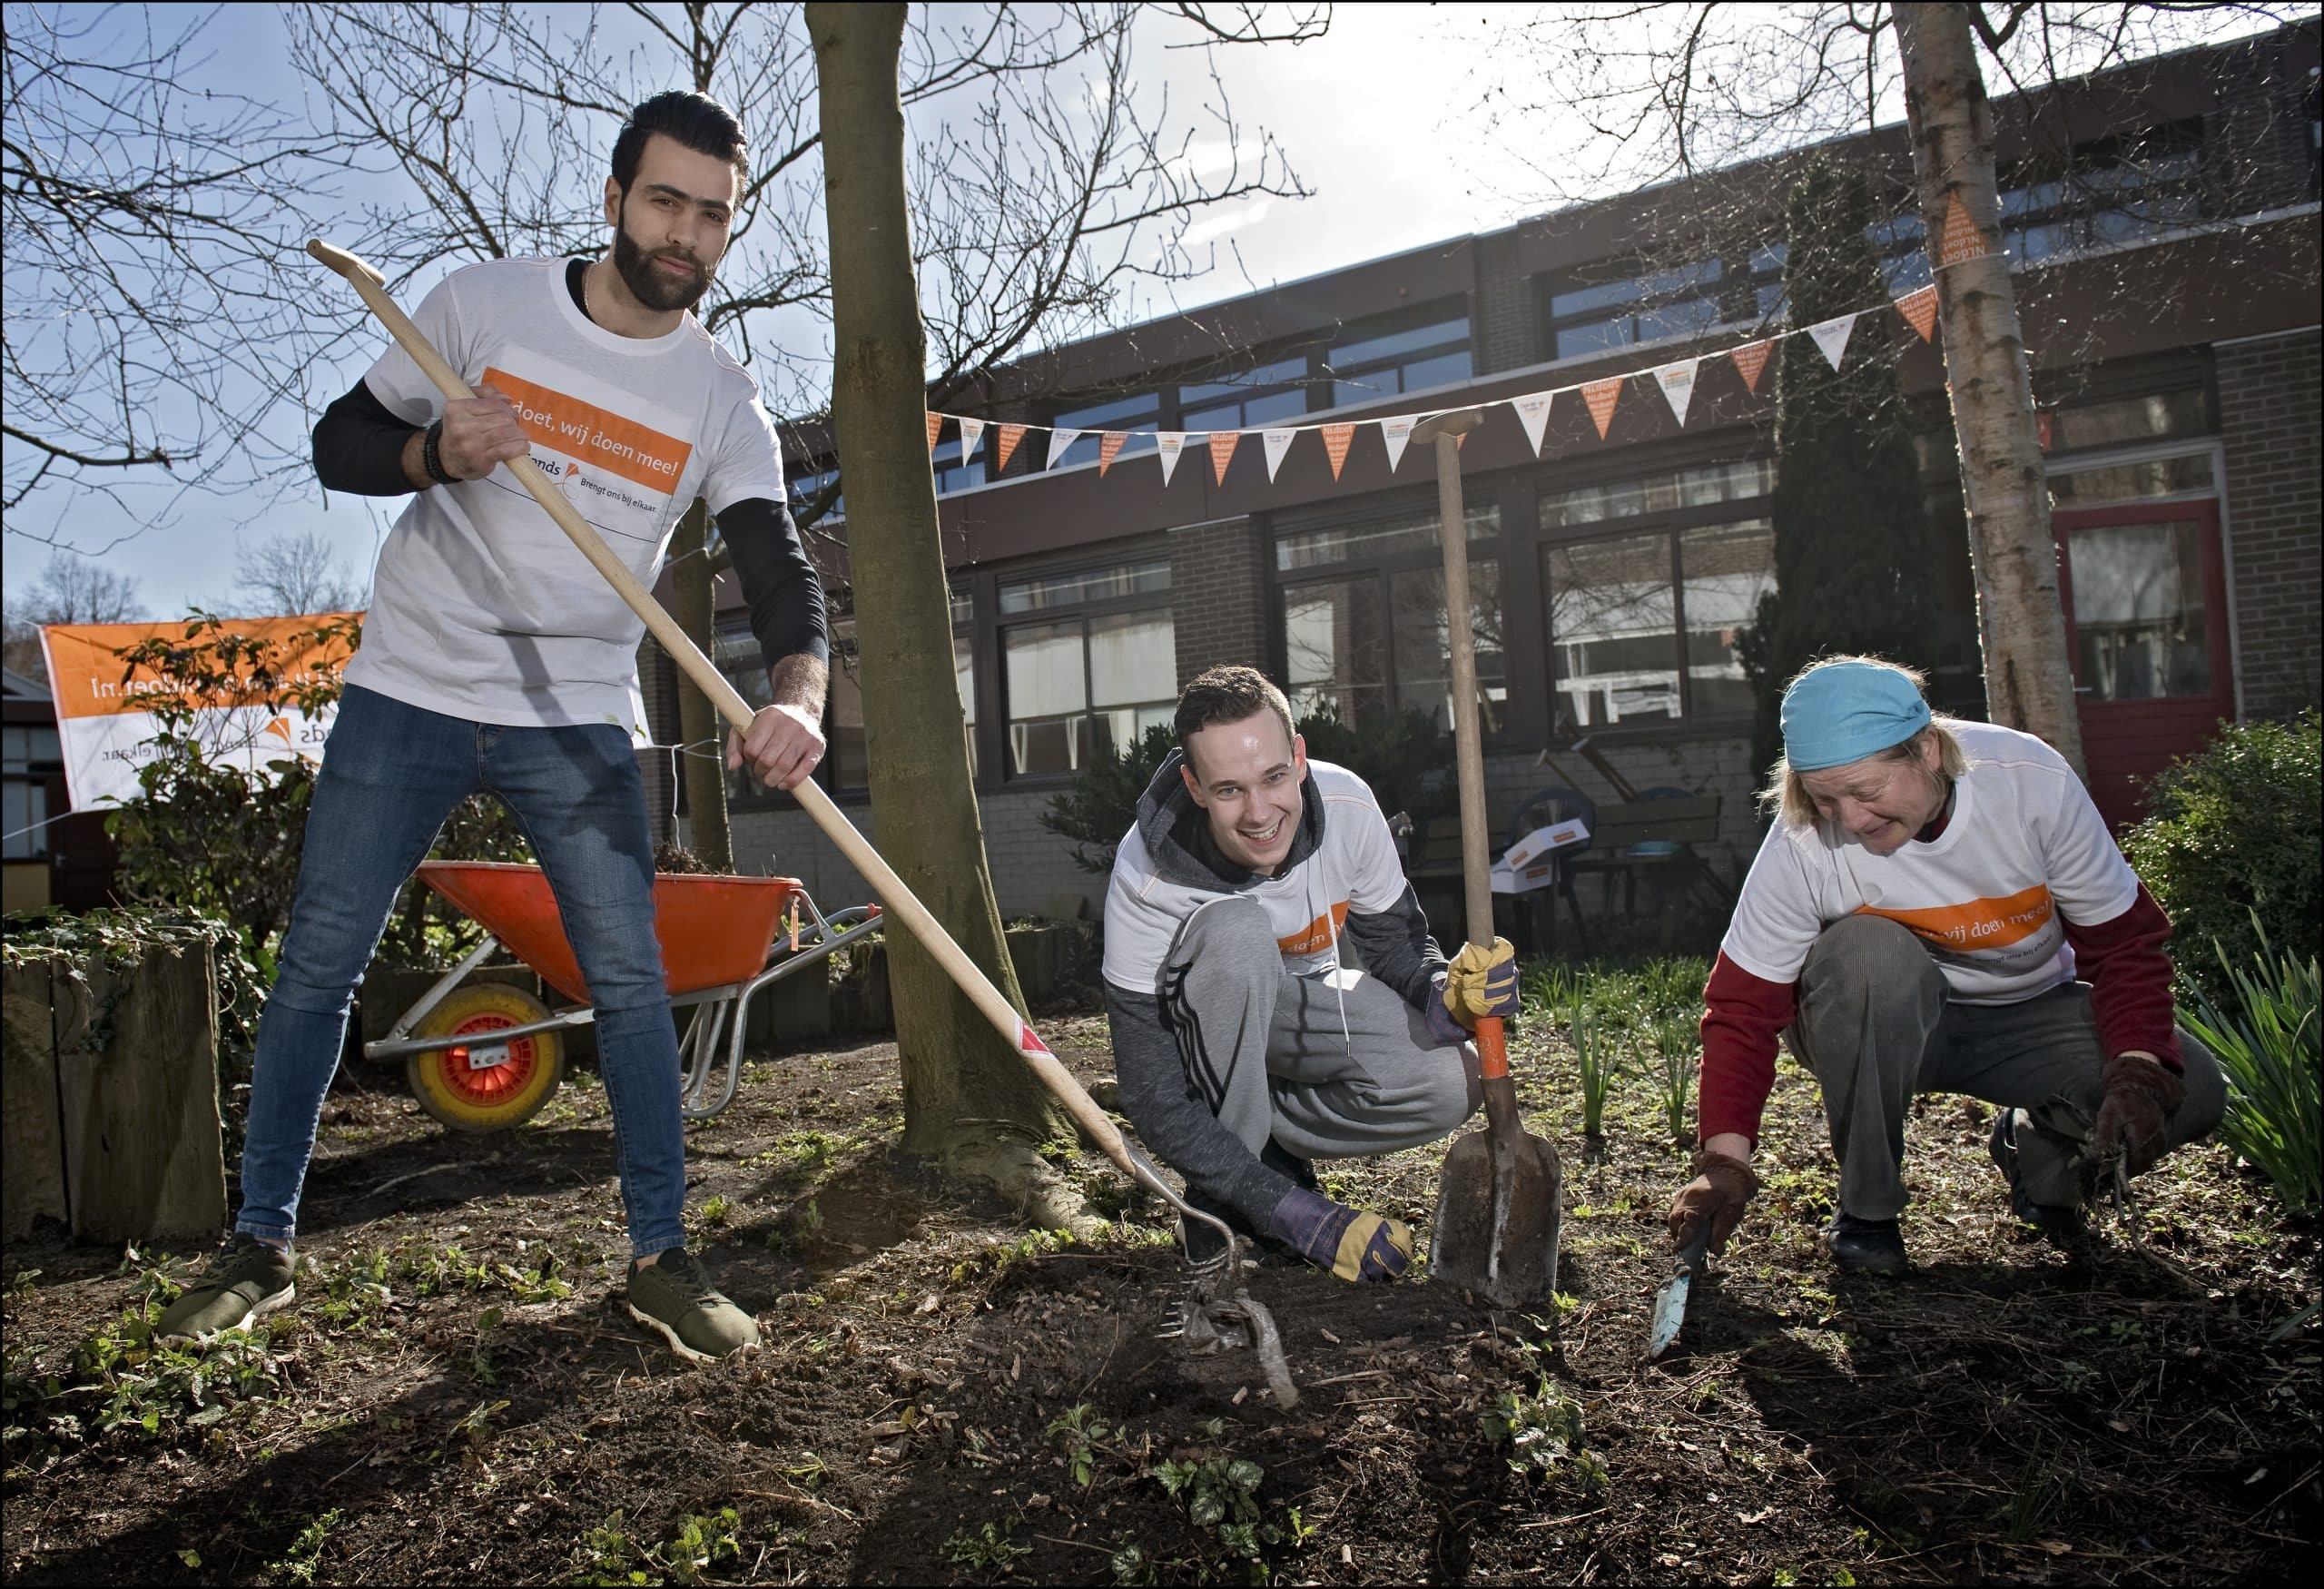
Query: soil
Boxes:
[{"xmin": 4, "ymin": 992, "xmax": 2318, "ymax": 1585}]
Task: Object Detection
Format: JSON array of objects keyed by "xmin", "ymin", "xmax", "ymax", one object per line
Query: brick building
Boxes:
[{"xmin": 647, "ymin": 23, "xmax": 2320, "ymax": 924}]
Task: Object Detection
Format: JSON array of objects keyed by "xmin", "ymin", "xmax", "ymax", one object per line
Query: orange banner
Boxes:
[
  {"xmin": 994, "ymin": 422, "xmax": 1026, "ymax": 474},
  {"xmin": 1581, "ymin": 377, "xmax": 1622, "ymax": 440},
  {"xmin": 1730, "ymin": 339, "xmax": 1773, "ymax": 394},
  {"xmin": 1938, "ymin": 194, "xmax": 1984, "ymax": 267},
  {"xmin": 481, "ymin": 366, "xmax": 692, "ymax": 493},
  {"xmin": 1206, "ymin": 429, "xmax": 1241, "ymax": 486},
  {"xmin": 1320, "ymin": 422, "xmax": 1355, "ymax": 480},
  {"xmin": 43, "ymin": 616, "xmax": 360, "ymax": 722},
  {"xmin": 1896, "ymin": 284, "xmax": 1939, "ymax": 341},
  {"xmin": 925, "ymin": 411, "xmax": 943, "ymax": 451},
  {"xmin": 1098, "ymin": 431, "xmax": 1127, "ymax": 476}
]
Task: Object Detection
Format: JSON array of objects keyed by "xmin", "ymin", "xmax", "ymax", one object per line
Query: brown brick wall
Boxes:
[
  {"xmin": 2217, "ymin": 327, "xmax": 2322, "ymax": 720},
  {"xmin": 1472, "ymin": 229, "xmax": 1534, "ymax": 375},
  {"xmin": 1167, "ymin": 516, "xmax": 1267, "ymax": 687}
]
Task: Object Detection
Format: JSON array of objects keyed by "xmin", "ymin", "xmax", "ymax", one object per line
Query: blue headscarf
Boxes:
[{"xmin": 1780, "ymin": 660, "xmax": 1932, "ymax": 772}]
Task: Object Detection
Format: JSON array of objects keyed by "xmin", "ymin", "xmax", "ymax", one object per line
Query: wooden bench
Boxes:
[
  {"xmin": 1564, "ymin": 794, "xmax": 1730, "ymax": 950},
  {"xmin": 1401, "ymin": 795, "xmax": 1591, "ymax": 956}
]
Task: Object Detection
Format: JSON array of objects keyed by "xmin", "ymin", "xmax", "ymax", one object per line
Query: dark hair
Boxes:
[
  {"xmin": 1175, "ymin": 665, "xmax": 1295, "ymax": 751},
  {"xmin": 610, "ymin": 91, "xmax": 749, "ymax": 192}
]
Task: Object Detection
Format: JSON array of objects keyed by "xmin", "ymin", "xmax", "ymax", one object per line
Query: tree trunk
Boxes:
[
  {"xmin": 1893, "ymin": 4, "xmax": 2086, "ymax": 774},
  {"xmin": 669, "ymin": 498, "xmax": 734, "ymax": 870},
  {"xmin": 806, "ymin": 2, "xmax": 1073, "ymax": 1208}
]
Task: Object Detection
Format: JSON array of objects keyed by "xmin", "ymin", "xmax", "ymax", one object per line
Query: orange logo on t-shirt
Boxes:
[
  {"xmin": 1277, "ymin": 902, "xmax": 1351, "ymax": 957},
  {"xmin": 482, "ymin": 366, "xmax": 693, "ymax": 493},
  {"xmin": 1854, "ymin": 883, "xmax": 2055, "ymax": 952}
]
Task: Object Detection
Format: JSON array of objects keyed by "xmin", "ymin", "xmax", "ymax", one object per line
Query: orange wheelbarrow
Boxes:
[{"xmin": 362, "ymin": 861, "xmax": 881, "ymax": 1132}]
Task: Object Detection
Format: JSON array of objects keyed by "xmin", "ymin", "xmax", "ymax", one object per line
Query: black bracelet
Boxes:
[{"xmin": 421, "ymin": 419, "xmax": 456, "ymax": 486}]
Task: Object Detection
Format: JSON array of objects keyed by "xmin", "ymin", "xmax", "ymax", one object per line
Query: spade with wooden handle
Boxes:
[
  {"xmin": 298, "ymin": 239, "xmax": 1270, "ymax": 1308},
  {"xmin": 1414, "ymin": 408, "xmax": 1562, "ymax": 1308}
]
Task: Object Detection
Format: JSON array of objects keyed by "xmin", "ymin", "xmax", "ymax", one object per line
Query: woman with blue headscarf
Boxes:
[{"xmin": 1667, "ymin": 655, "xmax": 2225, "ymax": 1274}]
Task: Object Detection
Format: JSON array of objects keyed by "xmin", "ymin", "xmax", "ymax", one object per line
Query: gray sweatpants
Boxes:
[
  {"xmin": 1161, "ymin": 894, "xmax": 1482, "ymax": 1163},
  {"xmin": 1792, "ymin": 914, "xmax": 2227, "ymax": 1220}
]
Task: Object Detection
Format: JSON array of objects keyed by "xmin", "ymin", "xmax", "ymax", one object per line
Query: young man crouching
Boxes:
[{"xmin": 1101, "ymin": 666, "xmax": 1518, "ymax": 1281}]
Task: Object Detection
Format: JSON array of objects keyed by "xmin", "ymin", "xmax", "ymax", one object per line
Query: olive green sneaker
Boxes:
[
  {"xmin": 625, "ymin": 1248, "xmax": 761, "ymax": 1364},
  {"xmin": 157, "ymin": 1234, "xmax": 296, "ymax": 1342}
]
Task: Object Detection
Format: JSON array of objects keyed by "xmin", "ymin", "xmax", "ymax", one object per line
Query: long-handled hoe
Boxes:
[{"xmin": 307, "ymin": 240, "xmax": 1296, "ymax": 1406}]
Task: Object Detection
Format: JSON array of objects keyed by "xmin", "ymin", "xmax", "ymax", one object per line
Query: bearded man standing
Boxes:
[{"xmin": 160, "ymin": 93, "xmax": 824, "ymax": 1363}]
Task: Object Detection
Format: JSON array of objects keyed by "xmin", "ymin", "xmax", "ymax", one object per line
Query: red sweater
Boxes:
[{"xmin": 1696, "ymin": 882, "xmax": 2183, "ymax": 1146}]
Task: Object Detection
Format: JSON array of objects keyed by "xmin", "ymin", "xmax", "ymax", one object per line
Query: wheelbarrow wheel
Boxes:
[{"xmin": 406, "ymin": 983, "xmax": 565, "ymax": 1134}]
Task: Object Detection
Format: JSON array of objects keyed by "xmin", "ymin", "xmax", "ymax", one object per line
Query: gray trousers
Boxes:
[
  {"xmin": 1162, "ymin": 895, "xmax": 1482, "ymax": 1163},
  {"xmin": 1792, "ymin": 915, "xmax": 2227, "ymax": 1220}
]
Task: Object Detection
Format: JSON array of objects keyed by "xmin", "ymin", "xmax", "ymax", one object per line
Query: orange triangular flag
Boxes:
[
  {"xmin": 1455, "ymin": 431, "xmax": 1467, "ymax": 451},
  {"xmin": 1321, "ymin": 422, "xmax": 1355, "ymax": 480},
  {"xmin": 1581, "ymin": 377, "xmax": 1622, "ymax": 440},
  {"xmin": 1896, "ymin": 284, "xmax": 1939, "ymax": 341},
  {"xmin": 925, "ymin": 411, "xmax": 943, "ymax": 452},
  {"xmin": 1098, "ymin": 431, "xmax": 1127, "ymax": 476},
  {"xmin": 994, "ymin": 422, "xmax": 1026, "ymax": 474},
  {"xmin": 1207, "ymin": 429, "xmax": 1241, "ymax": 486},
  {"xmin": 1730, "ymin": 340, "xmax": 1773, "ymax": 394},
  {"xmin": 1938, "ymin": 194, "xmax": 1984, "ymax": 266}
]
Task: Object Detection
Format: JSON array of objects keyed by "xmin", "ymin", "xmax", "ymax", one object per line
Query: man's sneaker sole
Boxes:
[
  {"xmin": 160, "ymin": 1283, "xmax": 297, "ymax": 1345},
  {"xmin": 625, "ymin": 1301, "xmax": 757, "ymax": 1367}
]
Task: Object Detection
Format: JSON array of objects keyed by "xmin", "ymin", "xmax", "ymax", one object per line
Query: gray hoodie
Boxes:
[{"xmin": 1101, "ymin": 750, "xmax": 1447, "ymax": 1228}]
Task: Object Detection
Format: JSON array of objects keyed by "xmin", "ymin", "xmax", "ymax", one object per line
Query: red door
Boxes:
[{"xmin": 2053, "ymin": 498, "xmax": 2235, "ymax": 832}]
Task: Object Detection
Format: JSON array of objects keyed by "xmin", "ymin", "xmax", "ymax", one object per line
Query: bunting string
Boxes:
[{"xmin": 921, "ymin": 257, "xmax": 1990, "ymax": 486}]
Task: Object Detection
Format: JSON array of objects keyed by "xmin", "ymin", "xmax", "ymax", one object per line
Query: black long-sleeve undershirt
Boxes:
[{"xmin": 310, "ymin": 260, "xmax": 827, "ymax": 670}]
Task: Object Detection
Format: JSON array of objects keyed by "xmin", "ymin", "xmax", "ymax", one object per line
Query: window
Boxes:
[
  {"xmin": 1540, "ymin": 459, "xmax": 1774, "ymax": 529},
  {"xmin": 1680, "ymin": 520, "xmax": 1777, "ymax": 718},
  {"xmin": 1545, "ymin": 258, "xmax": 1724, "ymax": 360},
  {"xmin": 1324, "ymin": 309, "xmax": 1471, "ymax": 410},
  {"xmin": 2050, "ymin": 451, "xmax": 2215, "ymax": 508},
  {"xmin": 1276, "ymin": 499, "xmax": 1503, "ymax": 734},
  {"xmin": 999, "ymin": 557, "xmax": 1174, "ymax": 777},
  {"xmin": 1546, "ymin": 534, "xmax": 1680, "ymax": 726},
  {"xmin": 2066, "ymin": 520, "xmax": 2213, "ymax": 700},
  {"xmin": 932, "ymin": 437, "xmax": 984, "ymax": 495},
  {"xmin": 3, "ymin": 723, "xmax": 62, "ymax": 860},
  {"xmin": 1179, "ymin": 357, "xmax": 1312, "ymax": 432},
  {"xmin": 1049, "ymin": 390, "xmax": 1160, "ymax": 469},
  {"xmin": 1998, "ymin": 126, "xmax": 2203, "ymax": 265},
  {"xmin": 786, "ymin": 465, "xmax": 842, "ymax": 523},
  {"xmin": 2043, "ymin": 389, "xmax": 2208, "ymax": 454}
]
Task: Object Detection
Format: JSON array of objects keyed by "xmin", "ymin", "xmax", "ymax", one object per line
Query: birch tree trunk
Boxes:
[
  {"xmin": 806, "ymin": 2, "xmax": 1074, "ymax": 1208},
  {"xmin": 668, "ymin": 498, "xmax": 734, "ymax": 870},
  {"xmin": 1894, "ymin": 4, "xmax": 2086, "ymax": 774}
]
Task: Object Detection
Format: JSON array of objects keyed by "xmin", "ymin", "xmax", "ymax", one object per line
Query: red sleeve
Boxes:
[
  {"xmin": 2061, "ymin": 881, "xmax": 2183, "ymax": 1072},
  {"xmin": 1698, "ymin": 950, "xmax": 1797, "ymax": 1148}
]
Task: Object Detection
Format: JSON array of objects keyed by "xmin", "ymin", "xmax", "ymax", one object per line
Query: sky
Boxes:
[{"xmin": 1, "ymin": 2, "xmax": 2288, "ymax": 620}]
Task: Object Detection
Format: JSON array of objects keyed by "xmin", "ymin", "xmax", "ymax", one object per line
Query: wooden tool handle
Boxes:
[{"xmin": 306, "ymin": 239, "xmax": 1154, "ymax": 1192}]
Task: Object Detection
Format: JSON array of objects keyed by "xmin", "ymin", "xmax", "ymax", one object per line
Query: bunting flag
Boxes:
[
  {"xmin": 1261, "ymin": 427, "xmax": 1297, "ymax": 481},
  {"xmin": 1938, "ymin": 194, "xmax": 1984, "ymax": 266},
  {"xmin": 1156, "ymin": 431, "xmax": 1187, "ymax": 485},
  {"xmin": 1581, "ymin": 377, "xmax": 1622, "ymax": 440},
  {"xmin": 1512, "ymin": 391, "xmax": 1553, "ymax": 456},
  {"xmin": 1098, "ymin": 430, "xmax": 1127, "ymax": 476},
  {"xmin": 925, "ymin": 411, "xmax": 943, "ymax": 452},
  {"xmin": 1320, "ymin": 422, "xmax": 1355, "ymax": 480},
  {"xmin": 1896, "ymin": 284, "xmax": 1939, "ymax": 341},
  {"xmin": 957, "ymin": 415, "xmax": 986, "ymax": 468},
  {"xmin": 1730, "ymin": 339, "xmax": 1773, "ymax": 394},
  {"xmin": 994, "ymin": 422, "xmax": 1026, "ymax": 474},
  {"xmin": 1046, "ymin": 427, "xmax": 1082, "ymax": 471},
  {"xmin": 1381, "ymin": 415, "xmax": 1416, "ymax": 471},
  {"xmin": 1807, "ymin": 312, "xmax": 1858, "ymax": 371},
  {"xmin": 1206, "ymin": 429, "xmax": 1241, "ymax": 486},
  {"xmin": 1653, "ymin": 359, "xmax": 1699, "ymax": 427}
]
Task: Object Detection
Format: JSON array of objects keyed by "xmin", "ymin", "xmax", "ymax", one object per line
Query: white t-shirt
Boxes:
[
  {"xmin": 345, "ymin": 258, "xmax": 788, "ymax": 733},
  {"xmin": 1102, "ymin": 760, "xmax": 1411, "ymax": 994},
  {"xmin": 1721, "ymin": 720, "xmax": 2142, "ymax": 1004}
]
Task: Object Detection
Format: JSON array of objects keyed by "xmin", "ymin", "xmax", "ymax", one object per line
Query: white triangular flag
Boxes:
[
  {"xmin": 1808, "ymin": 313, "xmax": 1858, "ymax": 371},
  {"xmin": 1045, "ymin": 428, "xmax": 1082, "ymax": 471},
  {"xmin": 1381, "ymin": 415, "xmax": 1416, "ymax": 472},
  {"xmin": 1261, "ymin": 427, "xmax": 1298, "ymax": 481},
  {"xmin": 1653, "ymin": 360, "xmax": 1699, "ymax": 426},
  {"xmin": 1156, "ymin": 431, "xmax": 1187, "ymax": 486},
  {"xmin": 957, "ymin": 416, "xmax": 986, "ymax": 469},
  {"xmin": 1512, "ymin": 391, "xmax": 1553, "ymax": 456}
]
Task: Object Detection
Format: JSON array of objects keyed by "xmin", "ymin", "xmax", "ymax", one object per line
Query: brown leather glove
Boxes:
[
  {"xmin": 1667, "ymin": 1148, "xmax": 1759, "ymax": 1253},
  {"xmin": 2090, "ymin": 1052, "xmax": 2186, "ymax": 1178}
]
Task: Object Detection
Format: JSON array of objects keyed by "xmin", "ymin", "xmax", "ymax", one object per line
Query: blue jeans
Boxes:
[{"xmin": 235, "ymin": 684, "xmax": 687, "ymax": 1258}]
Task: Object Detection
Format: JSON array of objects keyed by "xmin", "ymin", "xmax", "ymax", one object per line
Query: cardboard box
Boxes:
[{"xmin": 1491, "ymin": 818, "xmax": 1590, "ymax": 894}]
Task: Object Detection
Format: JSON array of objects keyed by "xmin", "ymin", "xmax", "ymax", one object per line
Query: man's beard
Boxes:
[{"xmin": 611, "ymin": 212, "xmax": 715, "ymax": 313}]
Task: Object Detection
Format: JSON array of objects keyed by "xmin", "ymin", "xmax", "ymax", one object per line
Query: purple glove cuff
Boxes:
[{"xmin": 1424, "ymin": 976, "xmax": 1468, "ymax": 1048}]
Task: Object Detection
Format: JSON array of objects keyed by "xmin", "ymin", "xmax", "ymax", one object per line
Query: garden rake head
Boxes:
[{"xmin": 1151, "ymin": 1203, "xmax": 1299, "ymax": 1407}]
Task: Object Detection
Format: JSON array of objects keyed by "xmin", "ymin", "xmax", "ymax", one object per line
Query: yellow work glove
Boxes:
[{"xmin": 1442, "ymin": 936, "xmax": 1520, "ymax": 1029}]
